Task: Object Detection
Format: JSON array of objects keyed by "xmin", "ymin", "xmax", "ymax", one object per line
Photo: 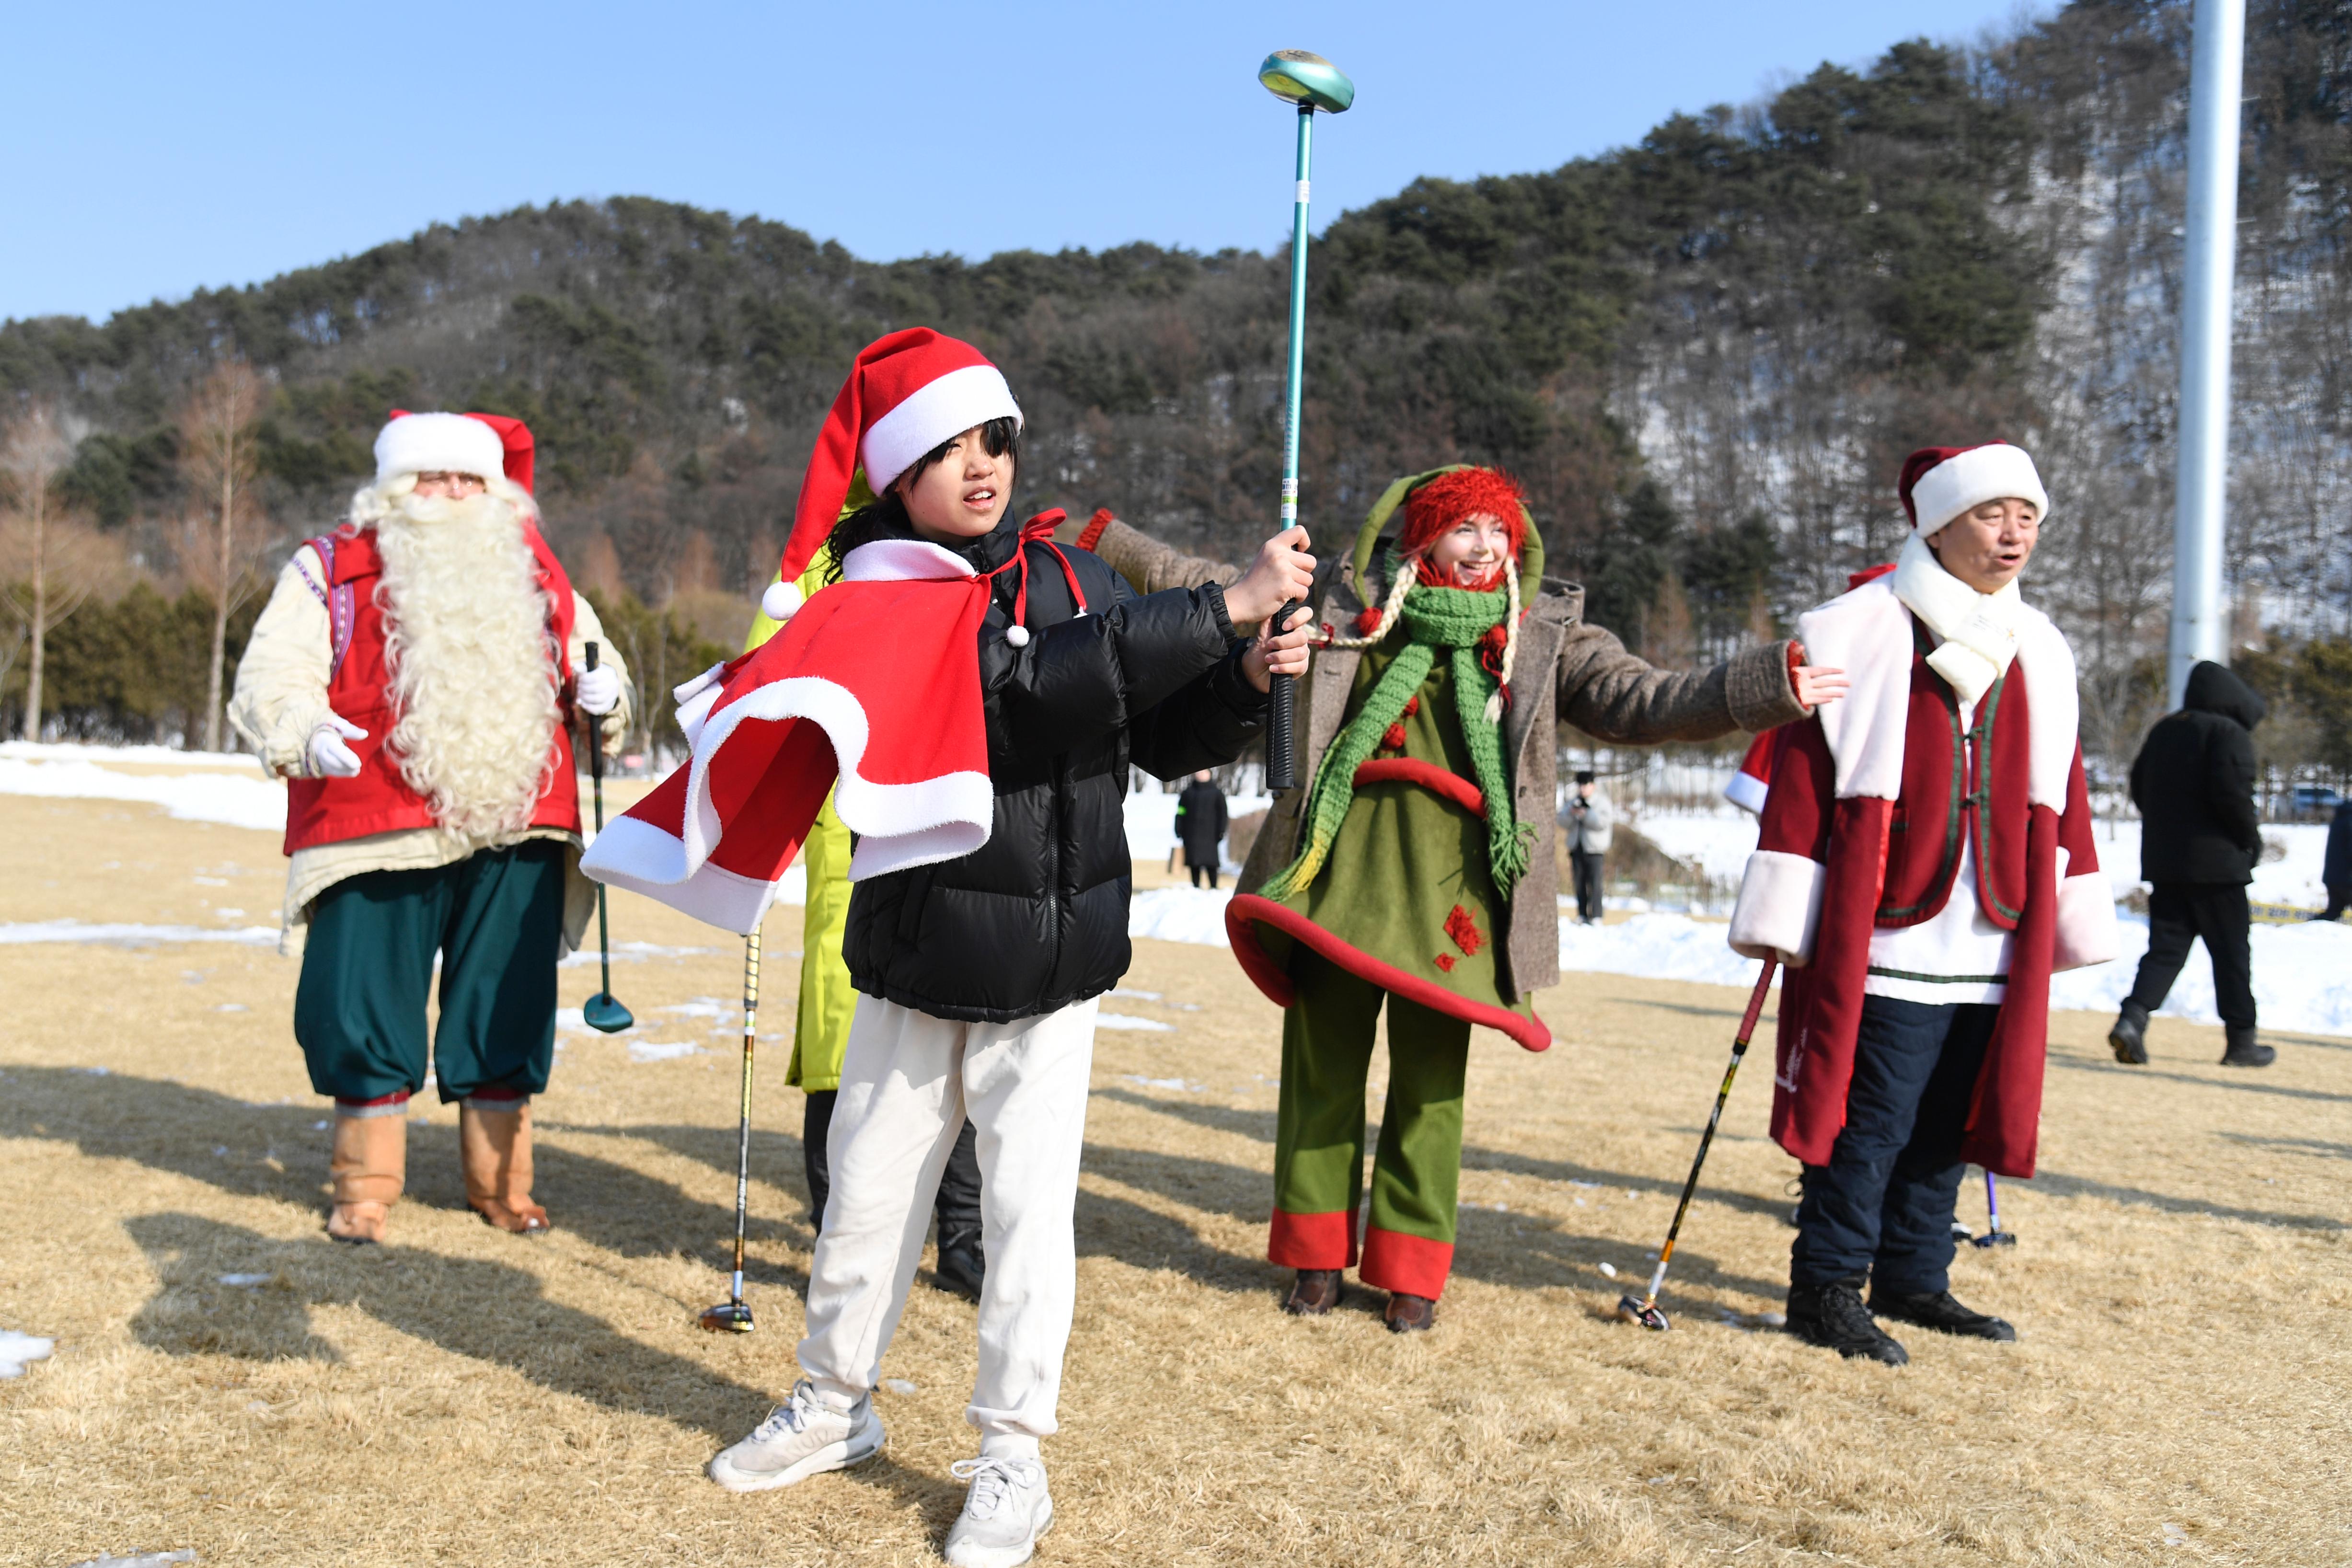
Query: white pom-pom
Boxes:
[
  {"xmin": 761, "ymin": 579, "xmax": 804, "ymax": 623},
  {"xmin": 1004, "ymin": 624, "xmax": 1032, "ymax": 648}
]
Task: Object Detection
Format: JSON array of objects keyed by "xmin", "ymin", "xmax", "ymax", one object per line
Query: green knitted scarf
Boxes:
[{"xmin": 1260, "ymin": 574, "xmax": 1530, "ymax": 903}]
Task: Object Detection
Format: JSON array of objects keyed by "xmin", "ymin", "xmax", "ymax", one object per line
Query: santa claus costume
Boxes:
[
  {"xmin": 581, "ymin": 329, "xmax": 1278, "ymax": 1567},
  {"xmin": 230, "ymin": 412, "xmax": 630, "ymax": 1245},
  {"xmin": 1728, "ymin": 442, "xmax": 2118, "ymax": 1363}
]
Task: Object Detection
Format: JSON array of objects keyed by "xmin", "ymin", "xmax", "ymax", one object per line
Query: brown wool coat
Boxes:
[{"xmin": 1075, "ymin": 516, "xmax": 1810, "ymax": 1003}]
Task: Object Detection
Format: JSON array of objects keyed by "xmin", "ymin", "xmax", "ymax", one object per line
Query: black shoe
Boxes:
[
  {"xmin": 1383, "ymin": 1291, "xmax": 1436, "ymax": 1333},
  {"xmin": 1786, "ymin": 1278, "xmax": 1907, "ymax": 1364},
  {"xmin": 932, "ymin": 1228, "xmax": 985, "ymax": 1301},
  {"xmin": 2109, "ymin": 1002, "xmax": 2149, "ymax": 1065},
  {"xmin": 2221, "ymin": 1026, "xmax": 2275, "ymax": 1068},
  {"xmin": 1283, "ymin": 1269, "xmax": 1341, "ymax": 1316},
  {"xmin": 1870, "ymin": 1288, "xmax": 2016, "ymax": 1341}
]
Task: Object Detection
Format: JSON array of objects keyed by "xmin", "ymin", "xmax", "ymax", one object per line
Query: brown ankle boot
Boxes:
[
  {"xmin": 1283, "ymin": 1269, "xmax": 1342, "ymax": 1316},
  {"xmin": 461, "ymin": 1100, "xmax": 550, "ymax": 1234},
  {"xmin": 1383, "ymin": 1291, "xmax": 1436, "ymax": 1334},
  {"xmin": 327, "ymin": 1113, "xmax": 407, "ymax": 1244}
]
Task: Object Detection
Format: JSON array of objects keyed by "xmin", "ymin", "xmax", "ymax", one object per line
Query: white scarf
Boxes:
[{"xmin": 1891, "ymin": 531, "xmax": 2025, "ymax": 706}]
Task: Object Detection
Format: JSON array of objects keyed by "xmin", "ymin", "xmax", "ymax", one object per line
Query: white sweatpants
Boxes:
[{"xmin": 797, "ymin": 992, "xmax": 1097, "ymax": 1441}]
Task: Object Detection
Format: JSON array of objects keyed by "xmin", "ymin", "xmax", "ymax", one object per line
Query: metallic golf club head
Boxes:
[
  {"xmin": 1259, "ymin": 50, "xmax": 1354, "ymax": 114},
  {"xmin": 582, "ymin": 992, "xmax": 634, "ymax": 1034},
  {"xmin": 1615, "ymin": 1293, "xmax": 1671, "ymax": 1332},
  {"xmin": 1972, "ymin": 1229, "xmax": 2018, "ymax": 1249},
  {"xmin": 697, "ymin": 1298, "xmax": 755, "ymax": 1334}
]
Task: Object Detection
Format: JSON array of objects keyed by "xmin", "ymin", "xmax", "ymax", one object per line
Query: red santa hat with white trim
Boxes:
[
  {"xmin": 1897, "ymin": 441, "xmax": 2050, "ymax": 535},
  {"xmin": 759, "ymin": 328, "xmax": 1022, "ymax": 623},
  {"xmin": 375, "ymin": 409, "xmax": 539, "ymax": 516}
]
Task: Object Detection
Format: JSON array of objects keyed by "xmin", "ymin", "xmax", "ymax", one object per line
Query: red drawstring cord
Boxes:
[{"xmin": 984, "ymin": 510, "xmax": 1086, "ymax": 633}]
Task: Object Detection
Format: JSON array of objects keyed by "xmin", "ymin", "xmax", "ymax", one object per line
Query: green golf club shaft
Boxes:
[
  {"xmin": 731, "ymin": 930, "xmax": 761, "ymax": 1301},
  {"xmin": 1265, "ymin": 102, "xmax": 1315, "ymax": 793},
  {"xmin": 585, "ymin": 643, "xmax": 614, "ymax": 1003},
  {"xmin": 1638, "ymin": 959, "xmax": 1778, "ymax": 1311}
]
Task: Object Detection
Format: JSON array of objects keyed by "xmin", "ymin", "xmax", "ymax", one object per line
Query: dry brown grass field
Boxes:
[{"xmin": 2, "ymin": 781, "xmax": 2348, "ymax": 1567}]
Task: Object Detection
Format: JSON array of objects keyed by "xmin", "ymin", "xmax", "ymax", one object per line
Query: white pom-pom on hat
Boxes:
[{"xmin": 761, "ymin": 579, "xmax": 804, "ymax": 623}]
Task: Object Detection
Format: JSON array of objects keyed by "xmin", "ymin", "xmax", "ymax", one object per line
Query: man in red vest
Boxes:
[
  {"xmin": 1728, "ymin": 443, "xmax": 2118, "ymax": 1364},
  {"xmin": 231, "ymin": 411, "xmax": 632, "ymax": 1244}
]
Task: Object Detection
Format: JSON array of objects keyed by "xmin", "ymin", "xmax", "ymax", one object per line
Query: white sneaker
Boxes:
[
  {"xmin": 943, "ymin": 1454, "xmax": 1053, "ymax": 1568},
  {"xmin": 708, "ymin": 1380, "xmax": 885, "ymax": 1492}
]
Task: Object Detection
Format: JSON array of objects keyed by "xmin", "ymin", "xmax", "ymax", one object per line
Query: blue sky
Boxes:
[{"xmin": 3, "ymin": 1, "xmax": 2046, "ymax": 324}]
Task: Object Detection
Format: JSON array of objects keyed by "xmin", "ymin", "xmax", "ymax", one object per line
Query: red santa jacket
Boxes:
[
  {"xmin": 282, "ymin": 525, "xmax": 581, "ymax": 854},
  {"xmin": 1726, "ymin": 574, "xmax": 2118, "ymax": 1177}
]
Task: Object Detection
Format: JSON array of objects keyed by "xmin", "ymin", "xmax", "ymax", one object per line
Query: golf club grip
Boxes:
[
  {"xmin": 582, "ymin": 641, "xmax": 604, "ymax": 787},
  {"xmin": 1266, "ymin": 601, "xmax": 1302, "ymax": 792}
]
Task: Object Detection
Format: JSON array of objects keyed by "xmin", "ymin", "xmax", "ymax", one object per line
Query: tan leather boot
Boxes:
[
  {"xmin": 461, "ymin": 1101, "xmax": 550, "ymax": 1234},
  {"xmin": 326, "ymin": 1113, "xmax": 407, "ymax": 1244}
]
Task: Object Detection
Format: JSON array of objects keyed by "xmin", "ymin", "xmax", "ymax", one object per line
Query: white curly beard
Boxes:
[{"xmin": 371, "ymin": 490, "xmax": 560, "ymax": 837}]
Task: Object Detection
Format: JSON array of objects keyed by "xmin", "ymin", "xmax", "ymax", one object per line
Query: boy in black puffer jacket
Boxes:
[
  {"xmin": 2110, "ymin": 660, "xmax": 2271, "ymax": 1068},
  {"xmin": 703, "ymin": 331, "xmax": 1314, "ymax": 1568}
]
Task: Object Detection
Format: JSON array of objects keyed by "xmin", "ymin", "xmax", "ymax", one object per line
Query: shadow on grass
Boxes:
[
  {"xmin": 124, "ymin": 1211, "xmax": 775, "ymax": 1440},
  {"xmin": 2217, "ymin": 1132, "xmax": 2352, "ymax": 1162},
  {"xmin": 2047, "ymin": 1052, "xmax": 2352, "ymax": 1104},
  {"xmin": 2028, "ymin": 1168, "xmax": 2344, "ymax": 1232},
  {"xmin": 0, "ymin": 1067, "xmax": 814, "ymax": 1282}
]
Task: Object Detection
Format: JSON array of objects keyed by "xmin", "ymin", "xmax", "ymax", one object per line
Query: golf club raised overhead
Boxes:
[
  {"xmin": 1258, "ymin": 49, "xmax": 1355, "ymax": 114},
  {"xmin": 1257, "ymin": 48, "xmax": 1353, "ymax": 794}
]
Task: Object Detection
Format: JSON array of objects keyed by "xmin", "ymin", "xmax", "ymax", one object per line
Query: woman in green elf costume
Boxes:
[{"xmin": 1074, "ymin": 467, "xmax": 1845, "ymax": 1331}]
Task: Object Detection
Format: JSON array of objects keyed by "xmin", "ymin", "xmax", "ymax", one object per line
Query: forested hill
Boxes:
[{"xmin": 5, "ymin": 0, "xmax": 2349, "ymax": 768}]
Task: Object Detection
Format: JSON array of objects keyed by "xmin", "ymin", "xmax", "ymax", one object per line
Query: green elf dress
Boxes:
[{"xmin": 1226, "ymin": 472, "xmax": 1545, "ymax": 1302}]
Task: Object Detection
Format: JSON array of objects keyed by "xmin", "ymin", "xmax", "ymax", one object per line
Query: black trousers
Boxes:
[
  {"xmin": 1790, "ymin": 996, "xmax": 1998, "ymax": 1295},
  {"xmin": 1189, "ymin": 862, "xmax": 1220, "ymax": 889},
  {"xmin": 802, "ymin": 1089, "xmax": 981, "ymax": 1242},
  {"xmin": 1571, "ymin": 850, "xmax": 1605, "ymax": 923},
  {"xmin": 2126, "ymin": 882, "xmax": 2256, "ymax": 1030}
]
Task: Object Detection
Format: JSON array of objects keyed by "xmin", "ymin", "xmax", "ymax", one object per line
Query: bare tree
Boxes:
[
  {"xmin": 0, "ymin": 405, "xmax": 103, "ymax": 742},
  {"xmin": 178, "ymin": 362, "xmax": 271, "ymax": 752}
]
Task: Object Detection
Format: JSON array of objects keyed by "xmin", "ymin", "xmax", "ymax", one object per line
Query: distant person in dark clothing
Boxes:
[
  {"xmin": 1176, "ymin": 770, "xmax": 1229, "ymax": 889},
  {"xmin": 2110, "ymin": 660, "xmax": 2272, "ymax": 1068},
  {"xmin": 2318, "ymin": 801, "xmax": 2352, "ymax": 921}
]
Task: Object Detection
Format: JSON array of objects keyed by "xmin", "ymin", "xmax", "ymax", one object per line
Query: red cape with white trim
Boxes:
[{"xmin": 580, "ymin": 539, "xmax": 995, "ymax": 933}]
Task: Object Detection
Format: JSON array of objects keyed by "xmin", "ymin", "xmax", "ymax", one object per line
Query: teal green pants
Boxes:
[
  {"xmin": 294, "ymin": 841, "xmax": 566, "ymax": 1107},
  {"xmin": 1268, "ymin": 949, "xmax": 1470, "ymax": 1299}
]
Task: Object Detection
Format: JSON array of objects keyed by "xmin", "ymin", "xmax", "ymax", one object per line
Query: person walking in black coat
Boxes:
[
  {"xmin": 2318, "ymin": 800, "xmax": 2352, "ymax": 921},
  {"xmin": 2110, "ymin": 660, "xmax": 2273, "ymax": 1068},
  {"xmin": 1175, "ymin": 771, "xmax": 1229, "ymax": 889}
]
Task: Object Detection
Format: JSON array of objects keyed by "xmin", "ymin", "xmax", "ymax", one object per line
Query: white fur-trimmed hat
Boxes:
[
  {"xmin": 1898, "ymin": 442, "xmax": 2051, "ymax": 535},
  {"xmin": 374, "ymin": 411, "xmax": 508, "ymax": 486}
]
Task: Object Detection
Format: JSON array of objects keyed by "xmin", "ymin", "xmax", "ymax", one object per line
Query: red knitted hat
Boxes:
[
  {"xmin": 774, "ymin": 329, "xmax": 1023, "ymax": 588},
  {"xmin": 1398, "ymin": 466, "xmax": 1527, "ymax": 559}
]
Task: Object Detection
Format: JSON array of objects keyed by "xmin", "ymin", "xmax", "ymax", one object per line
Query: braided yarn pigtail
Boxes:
[
  {"xmin": 1327, "ymin": 551, "xmax": 1418, "ymax": 651},
  {"xmin": 1483, "ymin": 565, "xmax": 1522, "ymax": 724}
]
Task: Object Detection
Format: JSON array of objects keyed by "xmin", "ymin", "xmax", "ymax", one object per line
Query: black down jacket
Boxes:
[
  {"xmin": 2129, "ymin": 660, "xmax": 2266, "ymax": 884},
  {"xmin": 842, "ymin": 512, "xmax": 1266, "ymax": 1022}
]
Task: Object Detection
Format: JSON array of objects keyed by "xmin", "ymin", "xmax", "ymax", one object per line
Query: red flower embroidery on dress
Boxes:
[
  {"xmin": 1402, "ymin": 695, "xmax": 1420, "ymax": 717},
  {"xmin": 1381, "ymin": 721, "xmax": 1407, "ymax": 751},
  {"xmin": 1444, "ymin": 904, "xmax": 1485, "ymax": 957},
  {"xmin": 1434, "ymin": 953, "xmax": 1457, "ymax": 972}
]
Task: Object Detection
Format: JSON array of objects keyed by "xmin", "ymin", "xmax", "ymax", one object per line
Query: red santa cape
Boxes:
[
  {"xmin": 580, "ymin": 535, "xmax": 1013, "ymax": 933},
  {"xmin": 1725, "ymin": 572, "xmax": 2118, "ymax": 1176}
]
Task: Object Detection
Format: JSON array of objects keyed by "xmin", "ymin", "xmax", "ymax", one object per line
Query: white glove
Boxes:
[
  {"xmin": 307, "ymin": 715, "xmax": 367, "ymax": 778},
  {"xmin": 573, "ymin": 662, "xmax": 622, "ymax": 716}
]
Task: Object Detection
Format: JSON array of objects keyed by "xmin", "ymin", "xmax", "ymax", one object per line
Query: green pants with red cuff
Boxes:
[
  {"xmin": 294, "ymin": 841, "xmax": 566, "ymax": 1109},
  {"xmin": 1268, "ymin": 948, "xmax": 1471, "ymax": 1299}
]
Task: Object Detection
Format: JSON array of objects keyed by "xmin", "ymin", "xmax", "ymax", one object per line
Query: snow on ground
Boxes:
[
  {"xmin": 0, "ymin": 757, "xmax": 287, "ymax": 832},
  {"xmin": 1130, "ymin": 886, "xmax": 1234, "ymax": 946},
  {"xmin": 0, "ymin": 740, "xmax": 254, "ymax": 769},
  {"xmin": 1127, "ymin": 884, "xmax": 2352, "ymax": 1037},
  {"xmin": 0, "ymin": 920, "xmax": 279, "ymax": 948},
  {"xmin": 0, "ymin": 1329, "xmax": 56, "ymax": 1377},
  {"xmin": 1625, "ymin": 809, "xmax": 1761, "ymax": 885}
]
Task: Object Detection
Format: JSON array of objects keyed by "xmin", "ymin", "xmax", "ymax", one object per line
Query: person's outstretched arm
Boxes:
[{"xmin": 1558, "ymin": 624, "xmax": 1821, "ymax": 743}]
